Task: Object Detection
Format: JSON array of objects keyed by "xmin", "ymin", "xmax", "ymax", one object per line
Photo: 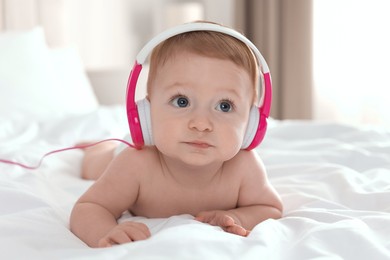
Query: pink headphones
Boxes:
[{"xmin": 126, "ymin": 22, "xmax": 272, "ymax": 150}]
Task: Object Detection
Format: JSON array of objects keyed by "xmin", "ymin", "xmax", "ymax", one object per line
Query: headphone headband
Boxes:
[{"xmin": 136, "ymin": 23, "xmax": 270, "ymax": 73}]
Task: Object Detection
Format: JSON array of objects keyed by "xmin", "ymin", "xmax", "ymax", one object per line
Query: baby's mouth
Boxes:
[{"xmin": 184, "ymin": 141, "xmax": 213, "ymax": 149}]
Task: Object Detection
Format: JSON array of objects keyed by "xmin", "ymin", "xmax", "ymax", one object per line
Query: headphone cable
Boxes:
[{"xmin": 0, "ymin": 138, "xmax": 135, "ymax": 170}]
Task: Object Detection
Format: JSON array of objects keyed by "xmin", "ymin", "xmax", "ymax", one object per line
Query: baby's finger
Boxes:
[
  {"xmin": 98, "ymin": 238, "xmax": 113, "ymax": 248},
  {"xmin": 124, "ymin": 223, "xmax": 151, "ymax": 241},
  {"xmin": 107, "ymin": 231, "xmax": 133, "ymax": 245},
  {"xmin": 194, "ymin": 211, "xmax": 213, "ymax": 223},
  {"xmin": 196, "ymin": 212, "xmax": 235, "ymax": 228},
  {"xmin": 217, "ymin": 214, "xmax": 235, "ymax": 227},
  {"xmin": 224, "ymin": 224, "xmax": 249, "ymax": 237}
]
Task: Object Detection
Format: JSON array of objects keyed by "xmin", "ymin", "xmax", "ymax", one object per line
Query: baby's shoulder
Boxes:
[
  {"xmin": 118, "ymin": 145, "xmax": 159, "ymax": 163},
  {"xmin": 225, "ymin": 150, "xmax": 266, "ymax": 177},
  {"xmin": 229, "ymin": 149, "xmax": 263, "ymax": 165},
  {"xmin": 108, "ymin": 146, "xmax": 161, "ymax": 177}
]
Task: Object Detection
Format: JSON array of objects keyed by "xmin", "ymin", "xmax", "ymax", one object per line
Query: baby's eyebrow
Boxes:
[
  {"xmin": 216, "ymin": 87, "xmax": 242, "ymax": 98},
  {"xmin": 164, "ymin": 81, "xmax": 190, "ymax": 90}
]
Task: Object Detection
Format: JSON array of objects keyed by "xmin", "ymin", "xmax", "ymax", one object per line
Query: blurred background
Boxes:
[{"xmin": 1, "ymin": 0, "xmax": 389, "ymax": 129}]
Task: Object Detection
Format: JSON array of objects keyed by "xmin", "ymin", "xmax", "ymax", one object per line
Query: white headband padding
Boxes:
[
  {"xmin": 241, "ymin": 106, "xmax": 260, "ymax": 149},
  {"xmin": 137, "ymin": 98, "xmax": 153, "ymax": 146}
]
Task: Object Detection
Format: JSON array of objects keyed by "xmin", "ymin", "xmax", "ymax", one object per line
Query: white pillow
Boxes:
[
  {"xmin": 49, "ymin": 47, "xmax": 99, "ymax": 114},
  {"xmin": 0, "ymin": 27, "xmax": 98, "ymax": 120}
]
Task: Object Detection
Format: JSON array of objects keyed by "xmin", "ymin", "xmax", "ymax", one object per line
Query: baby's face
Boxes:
[{"xmin": 148, "ymin": 51, "xmax": 253, "ymax": 166}]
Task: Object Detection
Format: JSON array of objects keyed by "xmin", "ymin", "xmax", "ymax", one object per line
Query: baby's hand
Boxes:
[
  {"xmin": 98, "ymin": 221, "xmax": 151, "ymax": 247},
  {"xmin": 195, "ymin": 210, "xmax": 249, "ymax": 237}
]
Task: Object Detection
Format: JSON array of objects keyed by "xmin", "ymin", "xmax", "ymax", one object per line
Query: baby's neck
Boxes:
[{"xmin": 158, "ymin": 152, "xmax": 224, "ymax": 188}]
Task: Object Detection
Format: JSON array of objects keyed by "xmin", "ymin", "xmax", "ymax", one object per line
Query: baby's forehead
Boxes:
[
  {"xmin": 155, "ymin": 48, "xmax": 216, "ymax": 66},
  {"xmin": 156, "ymin": 49, "xmax": 248, "ymax": 73},
  {"xmin": 149, "ymin": 54, "xmax": 254, "ymax": 100},
  {"xmin": 156, "ymin": 50, "xmax": 250, "ymax": 77}
]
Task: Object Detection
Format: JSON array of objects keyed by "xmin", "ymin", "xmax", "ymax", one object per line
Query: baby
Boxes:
[{"xmin": 70, "ymin": 22, "xmax": 283, "ymax": 248}]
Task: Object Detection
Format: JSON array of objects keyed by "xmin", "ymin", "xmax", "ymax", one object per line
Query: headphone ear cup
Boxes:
[
  {"xmin": 136, "ymin": 98, "xmax": 154, "ymax": 146},
  {"xmin": 242, "ymin": 106, "xmax": 260, "ymax": 149}
]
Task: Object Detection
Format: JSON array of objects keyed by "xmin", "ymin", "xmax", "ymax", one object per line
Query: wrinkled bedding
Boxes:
[{"xmin": 1, "ymin": 106, "xmax": 389, "ymax": 259}]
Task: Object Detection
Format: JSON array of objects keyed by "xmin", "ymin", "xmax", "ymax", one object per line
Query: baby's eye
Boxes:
[
  {"xmin": 171, "ymin": 96, "xmax": 189, "ymax": 108},
  {"xmin": 216, "ymin": 100, "xmax": 234, "ymax": 112}
]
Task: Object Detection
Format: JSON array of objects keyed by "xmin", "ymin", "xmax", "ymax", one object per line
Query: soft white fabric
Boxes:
[
  {"xmin": 48, "ymin": 47, "xmax": 99, "ymax": 113},
  {"xmin": 0, "ymin": 28, "xmax": 98, "ymax": 120},
  {"xmin": 0, "ymin": 108, "xmax": 389, "ymax": 260}
]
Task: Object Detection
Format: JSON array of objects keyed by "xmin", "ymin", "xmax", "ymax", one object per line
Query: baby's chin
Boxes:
[{"xmin": 178, "ymin": 152, "xmax": 238, "ymax": 168}]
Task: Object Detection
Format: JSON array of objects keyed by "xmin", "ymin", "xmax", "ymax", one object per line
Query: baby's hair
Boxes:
[{"xmin": 146, "ymin": 22, "xmax": 259, "ymax": 104}]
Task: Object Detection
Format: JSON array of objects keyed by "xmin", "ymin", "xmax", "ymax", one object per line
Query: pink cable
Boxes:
[{"xmin": 0, "ymin": 138, "xmax": 135, "ymax": 170}]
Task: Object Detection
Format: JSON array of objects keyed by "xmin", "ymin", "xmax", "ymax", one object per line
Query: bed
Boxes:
[{"xmin": 1, "ymin": 28, "xmax": 390, "ymax": 260}]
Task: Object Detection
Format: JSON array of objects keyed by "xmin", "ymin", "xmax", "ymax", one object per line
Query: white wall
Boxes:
[
  {"xmin": 313, "ymin": 0, "xmax": 390, "ymax": 129},
  {"xmin": 49, "ymin": 0, "xmax": 234, "ymax": 70}
]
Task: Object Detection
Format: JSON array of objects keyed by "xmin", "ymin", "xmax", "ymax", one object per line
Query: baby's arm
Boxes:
[
  {"xmin": 195, "ymin": 204, "xmax": 281, "ymax": 236},
  {"xmin": 70, "ymin": 149, "xmax": 150, "ymax": 247},
  {"xmin": 196, "ymin": 151, "xmax": 283, "ymax": 236},
  {"xmin": 71, "ymin": 201, "xmax": 150, "ymax": 247},
  {"xmin": 97, "ymin": 221, "xmax": 150, "ymax": 247}
]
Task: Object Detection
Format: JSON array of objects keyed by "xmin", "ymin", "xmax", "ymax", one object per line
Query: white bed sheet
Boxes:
[{"xmin": 0, "ymin": 106, "xmax": 389, "ymax": 259}]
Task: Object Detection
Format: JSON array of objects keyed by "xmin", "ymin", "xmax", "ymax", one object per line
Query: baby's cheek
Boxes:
[
  {"xmin": 152, "ymin": 124, "xmax": 178, "ymax": 150},
  {"xmin": 152, "ymin": 130, "xmax": 169, "ymax": 148},
  {"xmin": 220, "ymin": 131, "xmax": 243, "ymax": 158},
  {"xmin": 235, "ymin": 123, "xmax": 248, "ymax": 143}
]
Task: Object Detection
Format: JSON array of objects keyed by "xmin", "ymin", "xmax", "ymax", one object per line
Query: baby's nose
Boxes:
[{"xmin": 188, "ymin": 111, "xmax": 213, "ymax": 132}]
